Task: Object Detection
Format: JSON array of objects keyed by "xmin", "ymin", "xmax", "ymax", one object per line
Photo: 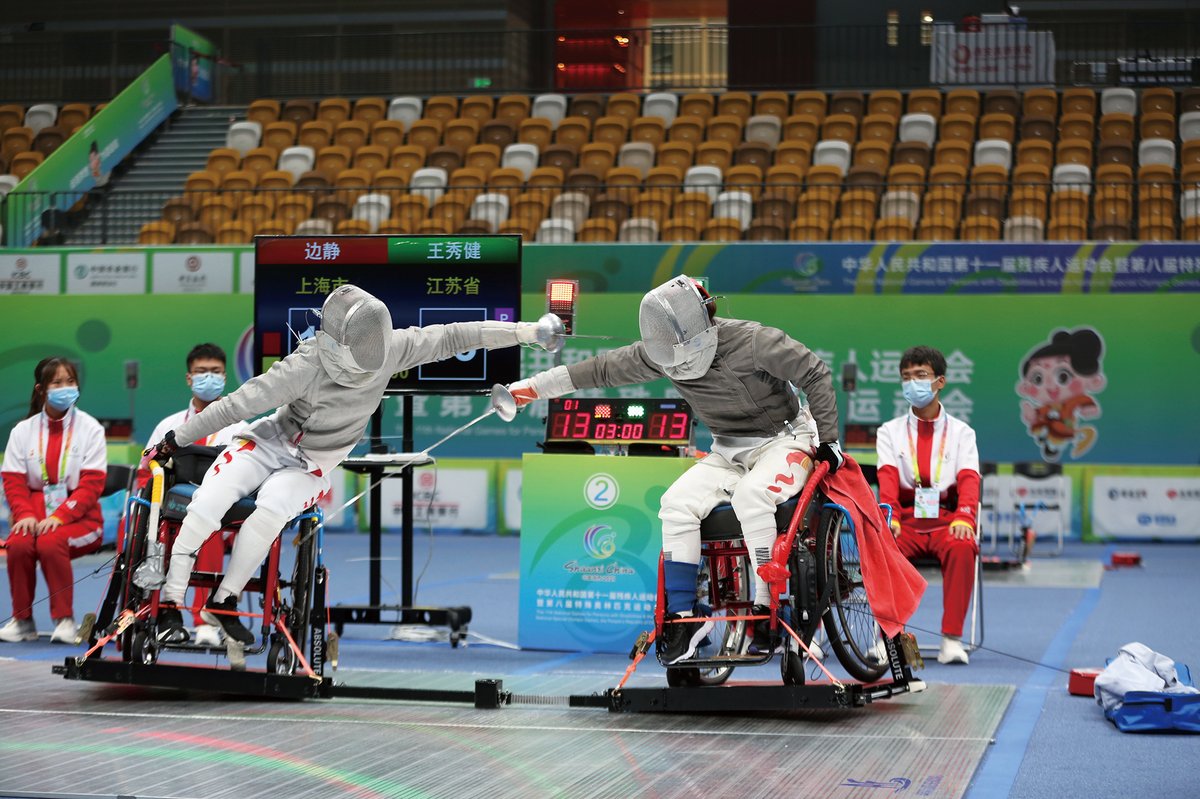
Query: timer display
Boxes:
[{"xmin": 545, "ymin": 398, "xmax": 694, "ymax": 445}]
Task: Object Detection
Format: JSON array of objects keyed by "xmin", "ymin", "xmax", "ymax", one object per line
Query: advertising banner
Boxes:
[
  {"xmin": 170, "ymin": 24, "xmax": 218, "ymax": 103},
  {"xmin": 930, "ymin": 27, "xmax": 1055, "ymax": 85},
  {"xmin": 150, "ymin": 250, "xmax": 234, "ymax": 294},
  {"xmin": 374, "ymin": 461, "xmax": 494, "ymax": 531},
  {"xmin": 520, "ymin": 453, "xmax": 691, "ymax": 652},
  {"xmin": 66, "ymin": 251, "xmax": 146, "ymax": 294},
  {"xmin": 0, "ymin": 252, "xmax": 60, "ymax": 294},
  {"xmin": 4, "ymin": 56, "xmax": 178, "ymax": 248},
  {"xmin": 1091, "ymin": 476, "xmax": 1200, "ymax": 540}
]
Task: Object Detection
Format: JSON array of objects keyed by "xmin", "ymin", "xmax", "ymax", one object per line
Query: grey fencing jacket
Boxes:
[
  {"xmin": 174, "ymin": 321, "xmax": 528, "ymax": 473},
  {"xmin": 566, "ymin": 318, "xmax": 839, "ymax": 444}
]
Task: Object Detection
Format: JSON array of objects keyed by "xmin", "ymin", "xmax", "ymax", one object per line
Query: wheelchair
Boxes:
[
  {"xmin": 655, "ymin": 472, "xmax": 890, "ymax": 688},
  {"xmin": 87, "ymin": 445, "xmax": 328, "ymax": 676}
]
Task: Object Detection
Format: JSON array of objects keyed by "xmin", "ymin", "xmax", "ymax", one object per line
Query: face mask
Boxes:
[
  {"xmin": 46, "ymin": 386, "xmax": 79, "ymax": 411},
  {"xmin": 191, "ymin": 372, "xmax": 225, "ymax": 402},
  {"xmin": 902, "ymin": 379, "xmax": 936, "ymax": 409}
]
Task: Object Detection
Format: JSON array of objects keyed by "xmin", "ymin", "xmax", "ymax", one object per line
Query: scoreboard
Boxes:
[
  {"xmin": 253, "ymin": 235, "xmax": 523, "ymax": 394},
  {"xmin": 544, "ymin": 397, "xmax": 694, "ymax": 447}
]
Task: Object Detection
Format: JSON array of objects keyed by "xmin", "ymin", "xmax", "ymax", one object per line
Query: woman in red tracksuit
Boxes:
[{"xmin": 1, "ymin": 357, "xmax": 107, "ymax": 644}]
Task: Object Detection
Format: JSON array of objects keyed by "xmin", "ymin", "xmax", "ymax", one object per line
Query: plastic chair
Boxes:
[
  {"xmin": 643, "ymin": 93, "xmax": 679, "ymax": 125},
  {"xmin": 531, "ymin": 94, "xmax": 568, "ymax": 128}
]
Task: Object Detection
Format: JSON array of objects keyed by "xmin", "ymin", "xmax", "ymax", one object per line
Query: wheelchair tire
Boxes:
[
  {"xmin": 666, "ymin": 667, "xmax": 702, "ymax": 687},
  {"xmin": 278, "ymin": 517, "xmax": 317, "ymax": 673},
  {"xmin": 130, "ymin": 629, "xmax": 158, "ymax": 666},
  {"xmin": 694, "ymin": 542, "xmax": 749, "ymax": 686},
  {"xmin": 780, "ymin": 649, "xmax": 805, "ymax": 685},
  {"xmin": 118, "ymin": 498, "xmax": 154, "ymax": 660},
  {"xmin": 816, "ymin": 506, "xmax": 888, "ymax": 683},
  {"xmin": 266, "ymin": 635, "xmax": 298, "ymax": 675}
]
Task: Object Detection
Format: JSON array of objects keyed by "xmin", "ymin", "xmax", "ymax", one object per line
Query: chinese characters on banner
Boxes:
[{"xmin": 827, "ymin": 348, "xmax": 976, "ymax": 425}]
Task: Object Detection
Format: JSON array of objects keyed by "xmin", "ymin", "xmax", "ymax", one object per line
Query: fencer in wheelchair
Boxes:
[
  {"xmin": 139, "ymin": 284, "xmax": 562, "ymax": 651},
  {"xmin": 511, "ymin": 275, "xmax": 846, "ymax": 669}
]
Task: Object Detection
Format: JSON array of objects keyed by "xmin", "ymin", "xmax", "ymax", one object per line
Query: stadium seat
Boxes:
[
  {"xmin": 1139, "ymin": 139, "xmax": 1176, "ymax": 167},
  {"xmin": 407, "ymin": 119, "xmax": 443, "ymax": 151},
  {"xmin": 961, "ymin": 215, "xmax": 1000, "ymax": 241},
  {"xmin": 1004, "ymin": 216, "xmax": 1044, "ymax": 242},
  {"xmin": 336, "ymin": 219, "xmax": 372, "ymax": 235},
  {"xmin": 422, "ymin": 96, "xmax": 458, "ymax": 124},
  {"xmin": 613, "ymin": 217, "xmax": 655, "ymax": 242},
  {"xmin": 630, "ymin": 116, "xmax": 667, "ymax": 148},
  {"xmin": 263, "ymin": 121, "xmax": 296, "ymax": 152},
  {"xmin": 606, "ymin": 93, "xmax": 641, "ymax": 120},
  {"xmin": 831, "ymin": 218, "xmax": 870, "ymax": 241},
  {"xmin": 935, "ymin": 140, "xmax": 971, "ymax": 168},
  {"xmin": 216, "ymin": 220, "xmax": 255, "ymax": 244},
  {"xmin": 226, "ymin": 122, "xmax": 262, "ymax": 157},
  {"xmin": 239, "ymin": 195, "xmax": 275, "ymax": 227},
  {"xmin": 633, "ymin": 192, "xmax": 672, "ymax": 225},
  {"xmin": 821, "ymin": 114, "xmax": 857, "ymax": 143},
  {"xmin": 898, "ymin": 113, "xmax": 936, "ymax": 146},
  {"xmin": 791, "ymin": 91, "xmax": 826, "ymax": 121},
  {"xmin": 247, "ymin": 99, "xmax": 281, "ymax": 126},
  {"xmin": 333, "ymin": 120, "xmax": 370, "ymax": 152},
  {"xmin": 392, "ymin": 195, "xmax": 430, "ymax": 229},
  {"xmin": 496, "ymin": 95, "xmax": 531, "ymax": 123},
  {"xmin": 1052, "ymin": 164, "xmax": 1092, "ymax": 194},
  {"xmin": 1, "ymin": 127, "xmax": 33, "ymax": 160},
  {"xmin": 680, "ymin": 93, "xmax": 715, "ymax": 121},
  {"xmin": 536, "ymin": 217, "xmax": 575, "ymax": 242},
  {"xmin": 974, "ymin": 140, "xmax": 1012, "ymax": 171},
  {"xmin": 593, "ymin": 115, "xmax": 630, "ymax": 146},
  {"xmin": 753, "ymin": 91, "xmax": 789, "ymax": 120},
  {"xmin": 1056, "ymin": 138, "xmax": 1093, "ymax": 166},
  {"xmin": 695, "ymin": 140, "xmax": 733, "ymax": 171},
  {"xmin": 774, "ymin": 140, "xmax": 812, "ymax": 169},
  {"xmin": 518, "ymin": 118, "xmax": 553, "ymax": 149},
  {"xmin": 879, "ymin": 190, "xmax": 920, "ymax": 224},
  {"xmin": 790, "ymin": 216, "xmax": 830, "ymax": 241},
  {"xmin": 618, "ymin": 142, "xmax": 655, "ymax": 176},
  {"xmin": 1009, "ymin": 185, "xmax": 1048, "ymax": 220},
  {"xmin": 550, "ymin": 191, "xmax": 591, "ymax": 228},
  {"xmin": 945, "ymin": 89, "xmax": 980, "ymax": 117},
  {"xmin": 349, "ymin": 194, "xmax": 390, "ymax": 232},
  {"xmin": 481, "ymin": 119, "xmax": 518, "ymax": 149},
  {"xmin": 854, "ymin": 141, "xmax": 890, "ymax": 172},
  {"xmin": 1058, "ymin": 114, "xmax": 1094, "ymax": 143},
  {"xmin": 893, "ymin": 141, "xmax": 931, "ymax": 169},
  {"xmin": 579, "ymin": 142, "xmax": 617, "ymax": 174},
  {"xmin": 460, "ymin": 95, "xmax": 495, "ymax": 124},
  {"xmin": 669, "ymin": 116, "xmax": 704, "ymax": 145},
  {"xmin": 874, "ymin": 216, "xmax": 914, "ymax": 241},
  {"xmin": 1023, "ymin": 88, "xmax": 1057, "ymax": 118},
  {"xmin": 578, "ymin": 218, "xmax": 618, "ymax": 242},
  {"xmin": 352, "ymin": 97, "xmax": 387, "ymax": 125},
  {"xmin": 299, "ymin": 120, "xmax": 334, "ymax": 149},
  {"xmin": 745, "ymin": 115, "xmax": 782, "ymax": 147},
  {"xmin": 315, "ymin": 145, "xmax": 352, "ymax": 175},
  {"xmin": 410, "ymin": 167, "xmax": 449, "ymax": 203},
  {"xmin": 1139, "ymin": 112, "xmax": 1174, "ymax": 141},
  {"xmin": 643, "ymin": 93, "xmax": 679, "ymax": 125},
  {"xmin": 352, "ymin": 145, "xmax": 389, "ymax": 176},
  {"xmin": 1017, "ymin": 139, "xmax": 1054, "ymax": 168},
  {"xmin": 1020, "ymin": 114, "xmax": 1056, "ymax": 143},
  {"xmin": 555, "ymin": 116, "xmax": 591, "ymax": 148},
  {"xmin": 706, "ymin": 114, "xmax": 743, "ymax": 145},
  {"xmin": 712, "ymin": 191, "xmax": 753, "ymax": 230},
  {"xmin": 502, "ymin": 143, "xmax": 539, "ymax": 179},
  {"xmin": 539, "ymin": 143, "xmax": 577, "ymax": 172},
  {"xmin": 317, "ymin": 98, "xmax": 351, "ymax": 125},
  {"xmin": 683, "ymin": 165, "xmax": 723, "ymax": 201},
  {"xmin": 1100, "ymin": 88, "xmax": 1136, "ymax": 116},
  {"xmin": 1179, "ymin": 112, "xmax": 1200, "ymax": 142},
  {"xmin": 906, "ymin": 89, "xmax": 942, "ymax": 118},
  {"xmin": 282, "ymin": 100, "xmax": 317, "ymax": 126},
  {"xmin": 868, "ymin": 90, "xmax": 903, "ymax": 121},
  {"xmin": 23, "ymin": 104, "xmax": 56, "ymax": 134},
  {"xmin": 979, "ymin": 113, "xmax": 1015, "ymax": 143},
  {"xmin": 702, "ymin": 217, "xmax": 742, "ymax": 241},
  {"xmin": 176, "ymin": 222, "xmax": 214, "ymax": 244},
  {"xmin": 812, "ymin": 140, "xmax": 851, "ymax": 173},
  {"xmin": 830, "ymin": 91, "xmax": 864, "ymax": 119},
  {"xmin": 984, "ymin": 89, "xmax": 1020, "ymax": 118},
  {"xmin": 389, "ymin": 144, "xmax": 426, "ymax": 176},
  {"xmin": 429, "ymin": 195, "xmax": 468, "ymax": 231},
  {"xmin": 860, "ymin": 114, "xmax": 896, "ymax": 143},
  {"xmin": 532, "ymin": 94, "xmax": 569, "ymax": 128},
  {"xmin": 138, "ymin": 221, "xmax": 176, "ymax": 245}
]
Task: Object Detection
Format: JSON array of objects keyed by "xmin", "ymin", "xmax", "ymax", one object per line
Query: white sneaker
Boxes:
[
  {"xmin": 50, "ymin": 617, "xmax": 78, "ymax": 644},
  {"xmin": 938, "ymin": 635, "xmax": 969, "ymax": 665},
  {"xmin": 0, "ymin": 618, "xmax": 38, "ymax": 643},
  {"xmin": 193, "ymin": 623, "xmax": 223, "ymax": 648}
]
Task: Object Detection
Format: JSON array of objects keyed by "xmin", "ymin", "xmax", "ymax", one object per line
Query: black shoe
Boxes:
[
  {"xmin": 156, "ymin": 603, "xmax": 189, "ymax": 645},
  {"xmin": 200, "ymin": 595, "xmax": 255, "ymax": 645},
  {"xmin": 749, "ymin": 604, "xmax": 779, "ymax": 653},
  {"xmin": 657, "ymin": 613, "xmax": 715, "ymax": 666}
]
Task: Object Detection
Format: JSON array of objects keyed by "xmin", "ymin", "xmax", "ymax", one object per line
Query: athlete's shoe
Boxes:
[
  {"xmin": 749, "ymin": 604, "xmax": 783, "ymax": 653},
  {"xmin": 155, "ymin": 603, "xmax": 189, "ymax": 644},
  {"xmin": 193, "ymin": 623, "xmax": 223, "ymax": 648},
  {"xmin": 657, "ymin": 613, "xmax": 715, "ymax": 665},
  {"xmin": 0, "ymin": 618, "xmax": 38, "ymax": 643},
  {"xmin": 50, "ymin": 617, "xmax": 78, "ymax": 644},
  {"xmin": 201, "ymin": 595, "xmax": 255, "ymax": 645},
  {"xmin": 938, "ymin": 635, "xmax": 969, "ymax": 665}
]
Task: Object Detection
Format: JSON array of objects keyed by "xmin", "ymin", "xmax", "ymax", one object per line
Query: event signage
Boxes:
[
  {"xmin": 65, "ymin": 252, "xmax": 146, "ymax": 294},
  {"xmin": 150, "ymin": 251, "xmax": 234, "ymax": 294},
  {"xmin": 0, "ymin": 253, "xmax": 60, "ymax": 294},
  {"xmin": 169, "ymin": 24, "xmax": 218, "ymax": 103},
  {"xmin": 4, "ymin": 56, "xmax": 178, "ymax": 248},
  {"xmin": 1091, "ymin": 476, "xmax": 1200, "ymax": 540}
]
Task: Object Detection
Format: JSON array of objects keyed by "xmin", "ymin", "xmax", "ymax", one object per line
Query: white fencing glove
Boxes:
[
  {"xmin": 510, "ymin": 365, "xmax": 575, "ymax": 407},
  {"xmin": 514, "ymin": 313, "xmax": 565, "ymax": 352}
]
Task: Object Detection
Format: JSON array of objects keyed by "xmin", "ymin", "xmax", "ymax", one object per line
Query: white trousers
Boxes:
[
  {"xmin": 161, "ymin": 435, "xmax": 330, "ymax": 605},
  {"xmin": 659, "ymin": 429, "xmax": 816, "ymax": 605}
]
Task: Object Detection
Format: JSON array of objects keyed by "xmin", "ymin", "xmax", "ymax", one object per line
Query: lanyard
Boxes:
[
  {"xmin": 907, "ymin": 415, "xmax": 947, "ymax": 489},
  {"xmin": 38, "ymin": 409, "xmax": 74, "ymax": 487}
]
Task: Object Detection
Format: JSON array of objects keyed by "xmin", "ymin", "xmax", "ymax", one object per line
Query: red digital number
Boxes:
[
  {"xmin": 648, "ymin": 413, "xmax": 667, "ymax": 439},
  {"xmin": 563, "ymin": 399, "xmax": 578, "ymax": 411},
  {"xmin": 669, "ymin": 413, "xmax": 688, "ymax": 439},
  {"xmin": 550, "ymin": 412, "xmax": 571, "ymax": 439},
  {"xmin": 571, "ymin": 412, "xmax": 590, "ymax": 438}
]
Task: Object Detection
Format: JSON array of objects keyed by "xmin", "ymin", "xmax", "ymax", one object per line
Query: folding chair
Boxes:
[{"xmin": 1010, "ymin": 462, "xmax": 1070, "ymax": 556}]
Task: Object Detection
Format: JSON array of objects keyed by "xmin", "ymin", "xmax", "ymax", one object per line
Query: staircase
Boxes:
[{"xmin": 64, "ymin": 106, "xmax": 245, "ymax": 246}]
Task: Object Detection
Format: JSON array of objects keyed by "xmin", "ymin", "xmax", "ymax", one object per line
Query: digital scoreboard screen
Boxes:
[
  {"xmin": 254, "ymin": 235, "xmax": 522, "ymax": 394},
  {"xmin": 545, "ymin": 398, "xmax": 694, "ymax": 446}
]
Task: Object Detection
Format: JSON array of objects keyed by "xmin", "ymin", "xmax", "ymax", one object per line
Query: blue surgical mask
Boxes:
[
  {"xmin": 46, "ymin": 386, "xmax": 79, "ymax": 411},
  {"xmin": 191, "ymin": 372, "xmax": 225, "ymax": 402},
  {"xmin": 902, "ymin": 379, "xmax": 936, "ymax": 409}
]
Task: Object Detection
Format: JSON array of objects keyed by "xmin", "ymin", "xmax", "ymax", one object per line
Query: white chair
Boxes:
[
  {"xmin": 1100, "ymin": 87, "xmax": 1137, "ymax": 116},
  {"xmin": 974, "ymin": 139, "xmax": 1012, "ymax": 171},
  {"xmin": 1181, "ymin": 189, "xmax": 1200, "ymax": 221},
  {"xmin": 898, "ymin": 113, "xmax": 937, "ymax": 146},
  {"xmin": 683, "ymin": 165, "xmax": 723, "ymax": 201},
  {"xmin": 278, "ymin": 146, "xmax": 316, "ymax": 181},
  {"xmin": 712, "ymin": 191, "xmax": 754, "ymax": 230},
  {"xmin": 1138, "ymin": 138, "xmax": 1176, "ymax": 167},
  {"xmin": 1180, "ymin": 111, "xmax": 1200, "ymax": 143},
  {"xmin": 618, "ymin": 142, "xmax": 656, "ymax": 176},
  {"xmin": 531, "ymin": 94, "xmax": 568, "ymax": 128},
  {"xmin": 619, "ymin": 217, "xmax": 659, "ymax": 242},
  {"xmin": 294, "ymin": 218, "xmax": 334, "ymax": 235},
  {"xmin": 879, "ymin": 190, "xmax": 920, "ymax": 224},
  {"xmin": 409, "ymin": 167, "xmax": 448, "ymax": 203},
  {"xmin": 1052, "ymin": 164, "xmax": 1092, "ymax": 195},
  {"xmin": 744, "ymin": 114, "xmax": 782, "ymax": 147},
  {"xmin": 501, "ymin": 143, "xmax": 539, "ymax": 179},
  {"xmin": 23, "ymin": 104, "xmax": 57, "ymax": 135},
  {"xmin": 351, "ymin": 193, "xmax": 391, "ymax": 232},
  {"xmin": 226, "ymin": 121, "xmax": 262, "ymax": 157},
  {"xmin": 0, "ymin": 175, "xmax": 19, "ymax": 198},
  {"xmin": 812, "ymin": 140, "xmax": 852, "ymax": 174},
  {"xmin": 550, "ymin": 191, "xmax": 591, "ymax": 228},
  {"xmin": 468, "ymin": 193, "xmax": 510, "ymax": 233},
  {"xmin": 388, "ymin": 97, "xmax": 423, "ymax": 127},
  {"xmin": 536, "ymin": 218, "xmax": 575, "ymax": 243},
  {"xmin": 643, "ymin": 92, "xmax": 679, "ymax": 125},
  {"xmin": 1004, "ymin": 216, "xmax": 1045, "ymax": 242}
]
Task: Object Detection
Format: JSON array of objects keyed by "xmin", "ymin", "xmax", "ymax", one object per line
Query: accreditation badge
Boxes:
[{"xmin": 914, "ymin": 486, "xmax": 940, "ymax": 519}]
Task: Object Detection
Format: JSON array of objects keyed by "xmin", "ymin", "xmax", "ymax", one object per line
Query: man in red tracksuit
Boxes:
[{"xmin": 876, "ymin": 346, "xmax": 979, "ymax": 665}]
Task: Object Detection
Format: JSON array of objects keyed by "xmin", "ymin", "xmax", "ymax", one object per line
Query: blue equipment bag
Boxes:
[{"xmin": 1104, "ymin": 663, "xmax": 1200, "ymax": 733}]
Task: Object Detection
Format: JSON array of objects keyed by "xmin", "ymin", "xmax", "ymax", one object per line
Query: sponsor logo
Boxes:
[
  {"xmin": 1108, "ymin": 488, "xmax": 1148, "ymax": 501},
  {"xmin": 583, "ymin": 524, "xmax": 616, "ymax": 559},
  {"xmin": 1166, "ymin": 488, "xmax": 1200, "ymax": 500},
  {"xmin": 185, "ymin": 255, "xmax": 201, "ymax": 272},
  {"xmin": 1137, "ymin": 513, "xmax": 1177, "ymax": 527}
]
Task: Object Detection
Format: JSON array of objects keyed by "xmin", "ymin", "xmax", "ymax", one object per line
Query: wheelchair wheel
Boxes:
[
  {"xmin": 816, "ymin": 507, "xmax": 888, "ymax": 683},
  {"xmin": 271, "ymin": 517, "xmax": 317, "ymax": 675},
  {"xmin": 694, "ymin": 542, "xmax": 750, "ymax": 686},
  {"xmin": 117, "ymin": 497, "xmax": 155, "ymax": 659},
  {"xmin": 130, "ymin": 629, "xmax": 158, "ymax": 666}
]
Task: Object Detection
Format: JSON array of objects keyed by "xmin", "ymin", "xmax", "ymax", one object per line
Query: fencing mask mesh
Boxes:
[
  {"xmin": 319, "ymin": 284, "xmax": 392, "ymax": 373},
  {"xmin": 638, "ymin": 276, "xmax": 717, "ymax": 380}
]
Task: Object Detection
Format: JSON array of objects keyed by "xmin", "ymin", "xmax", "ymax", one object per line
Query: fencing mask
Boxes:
[
  {"xmin": 638, "ymin": 276, "xmax": 717, "ymax": 380},
  {"xmin": 317, "ymin": 284, "xmax": 392, "ymax": 385}
]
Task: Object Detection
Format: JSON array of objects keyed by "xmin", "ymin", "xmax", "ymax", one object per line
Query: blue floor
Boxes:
[{"xmin": 2, "ymin": 533, "xmax": 1197, "ymax": 798}]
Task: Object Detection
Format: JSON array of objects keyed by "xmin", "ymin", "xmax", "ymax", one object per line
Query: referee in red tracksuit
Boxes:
[{"xmin": 876, "ymin": 346, "xmax": 980, "ymax": 665}]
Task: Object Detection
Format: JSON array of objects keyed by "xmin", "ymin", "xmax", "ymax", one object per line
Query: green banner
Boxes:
[
  {"xmin": 170, "ymin": 24, "xmax": 218, "ymax": 103},
  {"xmin": 4, "ymin": 56, "xmax": 178, "ymax": 248}
]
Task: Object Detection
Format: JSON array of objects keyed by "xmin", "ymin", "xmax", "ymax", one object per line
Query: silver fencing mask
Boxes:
[
  {"xmin": 638, "ymin": 276, "xmax": 718, "ymax": 380},
  {"xmin": 317, "ymin": 285, "xmax": 392, "ymax": 384}
]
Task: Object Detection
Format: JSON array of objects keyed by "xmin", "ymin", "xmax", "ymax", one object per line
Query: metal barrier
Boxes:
[
  {"xmin": 2, "ymin": 179, "xmax": 1188, "ymax": 248},
  {"xmin": 0, "ymin": 19, "xmax": 1196, "ymax": 104}
]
